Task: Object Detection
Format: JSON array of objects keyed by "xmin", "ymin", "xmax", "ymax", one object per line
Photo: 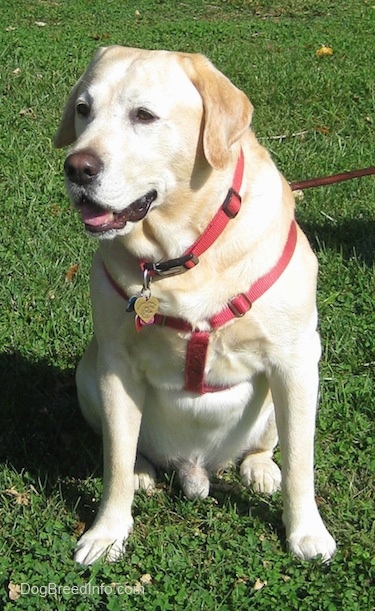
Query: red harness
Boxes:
[{"xmin": 104, "ymin": 151, "xmax": 297, "ymax": 394}]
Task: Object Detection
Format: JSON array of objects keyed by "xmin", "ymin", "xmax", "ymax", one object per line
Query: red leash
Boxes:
[{"xmin": 290, "ymin": 166, "xmax": 375, "ymax": 191}]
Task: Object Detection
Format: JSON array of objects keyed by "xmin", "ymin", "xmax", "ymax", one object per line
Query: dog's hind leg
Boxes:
[
  {"xmin": 240, "ymin": 450, "xmax": 281, "ymax": 494},
  {"xmin": 134, "ymin": 454, "xmax": 156, "ymax": 492}
]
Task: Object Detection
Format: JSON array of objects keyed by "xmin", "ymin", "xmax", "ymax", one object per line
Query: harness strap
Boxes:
[
  {"xmin": 184, "ymin": 219, "xmax": 297, "ymax": 393},
  {"xmin": 184, "ymin": 331, "xmax": 210, "ymax": 393},
  {"xmin": 103, "ymin": 219, "xmax": 297, "ymax": 394},
  {"xmin": 209, "ymin": 219, "xmax": 297, "ymax": 327}
]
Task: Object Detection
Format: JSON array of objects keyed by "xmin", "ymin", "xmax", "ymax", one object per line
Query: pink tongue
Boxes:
[{"xmin": 80, "ymin": 203, "xmax": 113, "ymax": 227}]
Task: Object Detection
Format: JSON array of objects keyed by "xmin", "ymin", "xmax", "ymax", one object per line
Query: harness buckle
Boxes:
[
  {"xmin": 144, "ymin": 253, "xmax": 199, "ymax": 277},
  {"xmin": 222, "ymin": 187, "xmax": 241, "ymax": 219},
  {"xmin": 228, "ymin": 293, "xmax": 252, "ymax": 317}
]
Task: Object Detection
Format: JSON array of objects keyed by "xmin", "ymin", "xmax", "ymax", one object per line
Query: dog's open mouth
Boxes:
[{"xmin": 79, "ymin": 190, "xmax": 157, "ymax": 233}]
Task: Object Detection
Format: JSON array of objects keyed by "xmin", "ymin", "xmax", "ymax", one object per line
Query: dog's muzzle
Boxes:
[
  {"xmin": 78, "ymin": 190, "xmax": 158, "ymax": 234},
  {"xmin": 64, "ymin": 149, "xmax": 157, "ymax": 233}
]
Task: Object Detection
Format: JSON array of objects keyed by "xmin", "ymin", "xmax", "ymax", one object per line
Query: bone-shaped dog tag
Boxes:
[{"xmin": 134, "ymin": 296, "xmax": 159, "ymax": 323}]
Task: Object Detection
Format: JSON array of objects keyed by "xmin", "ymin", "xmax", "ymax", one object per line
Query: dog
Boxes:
[{"xmin": 55, "ymin": 46, "xmax": 336, "ymax": 565}]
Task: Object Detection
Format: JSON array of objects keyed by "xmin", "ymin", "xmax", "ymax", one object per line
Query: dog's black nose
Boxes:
[{"xmin": 64, "ymin": 150, "xmax": 102, "ymax": 184}]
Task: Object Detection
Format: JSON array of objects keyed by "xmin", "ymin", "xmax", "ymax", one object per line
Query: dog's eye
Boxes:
[
  {"xmin": 135, "ymin": 108, "xmax": 157, "ymax": 123},
  {"xmin": 76, "ymin": 101, "xmax": 91, "ymax": 118}
]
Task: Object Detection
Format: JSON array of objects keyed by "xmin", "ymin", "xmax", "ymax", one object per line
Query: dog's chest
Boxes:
[
  {"xmin": 95, "ymin": 252, "xmax": 272, "ymax": 392},
  {"xmin": 127, "ymin": 317, "xmax": 266, "ymax": 391}
]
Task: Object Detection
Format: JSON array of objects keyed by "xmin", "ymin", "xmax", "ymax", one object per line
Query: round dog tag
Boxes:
[{"xmin": 134, "ymin": 296, "xmax": 159, "ymax": 323}]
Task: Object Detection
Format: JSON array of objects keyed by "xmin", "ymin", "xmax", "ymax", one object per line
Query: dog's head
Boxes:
[{"xmin": 55, "ymin": 46, "xmax": 253, "ymax": 239}]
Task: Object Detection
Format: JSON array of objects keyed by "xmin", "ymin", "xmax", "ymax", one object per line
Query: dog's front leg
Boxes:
[
  {"xmin": 74, "ymin": 350, "xmax": 144, "ymax": 565},
  {"xmin": 270, "ymin": 337, "xmax": 336, "ymax": 562}
]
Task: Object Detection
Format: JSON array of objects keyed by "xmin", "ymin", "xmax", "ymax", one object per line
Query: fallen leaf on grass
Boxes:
[
  {"xmin": 8, "ymin": 582, "xmax": 21, "ymax": 601},
  {"xmin": 235, "ymin": 576, "xmax": 249, "ymax": 585},
  {"xmin": 316, "ymin": 45, "xmax": 333, "ymax": 57},
  {"xmin": 4, "ymin": 486, "xmax": 30, "ymax": 506},
  {"xmin": 293, "ymin": 189, "xmax": 304, "ymax": 202},
  {"xmin": 91, "ymin": 32, "xmax": 111, "ymax": 41},
  {"xmin": 133, "ymin": 574, "xmax": 152, "ymax": 593},
  {"xmin": 65, "ymin": 263, "xmax": 79, "ymax": 282},
  {"xmin": 281, "ymin": 574, "xmax": 292, "ymax": 582},
  {"xmin": 19, "ymin": 108, "xmax": 36, "ymax": 118},
  {"xmin": 74, "ymin": 521, "xmax": 86, "ymax": 536},
  {"xmin": 49, "ymin": 203, "xmax": 61, "ymax": 216},
  {"xmin": 316, "ymin": 125, "xmax": 330, "ymax": 135},
  {"xmin": 253, "ymin": 578, "xmax": 267, "ymax": 591}
]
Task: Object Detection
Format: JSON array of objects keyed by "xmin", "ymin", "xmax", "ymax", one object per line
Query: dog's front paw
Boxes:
[
  {"xmin": 288, "ymin": 525, "xmax": 336, "ymax": 562},
  {"xmin": 74, "ymin": 521, "xmax": 132, "ymax": 565},
  {"xmin": 240, "ymin": 454, "xmax": 281, "ymax": 494}
]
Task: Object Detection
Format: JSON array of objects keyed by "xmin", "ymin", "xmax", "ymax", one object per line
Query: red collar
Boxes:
[
  {"xmin": 103, "ymin": 150, "xmax": 297, "ymax": 394},
  {"xmin": 141, "ymin": 148, "xmax": 244, "ymax": 277}
]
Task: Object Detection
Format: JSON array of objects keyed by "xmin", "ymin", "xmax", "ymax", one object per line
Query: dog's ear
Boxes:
[
  {"xmin": 54, "ymin": 77, "xmax": 83, "ymax": 148},
  {"xmin": 181, "ymin": 54, "xmax": 253, "ymax": 169},
  {"xmin": 54, "ymin": 48, "xmax": 107, "ymax": 148}
]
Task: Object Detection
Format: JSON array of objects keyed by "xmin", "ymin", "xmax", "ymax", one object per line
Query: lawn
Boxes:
[{"xmin": 0, "ymin": 0, "xmax": 374, "ymax": 609}]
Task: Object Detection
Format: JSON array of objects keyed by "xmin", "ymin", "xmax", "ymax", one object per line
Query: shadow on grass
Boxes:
[
  {"xmin": 0, "ymin": 351, "xmax": 101, "ymax": 483},
  {"xmin": 302, "ymin": 219, "xmax": 375, "ymax": 266},
  {"xmin": 0, "ymin": 350, "xmax": 104, "ymax": 531},
  {"xmin": 211, "ymin": 479, "xmax": 285, "ymax": 543}
]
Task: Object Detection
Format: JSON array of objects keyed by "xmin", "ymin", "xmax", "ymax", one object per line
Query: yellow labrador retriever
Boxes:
[{"xmin": 55, "ymin": 46, "xmax": 336, "ymax": 565}]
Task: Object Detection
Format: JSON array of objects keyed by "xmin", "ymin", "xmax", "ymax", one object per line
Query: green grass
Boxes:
[{"xmin": 0, "ymin": 0, "xmax": 374, "ymax": 609}]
